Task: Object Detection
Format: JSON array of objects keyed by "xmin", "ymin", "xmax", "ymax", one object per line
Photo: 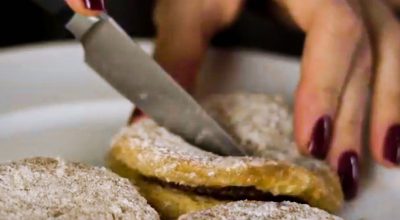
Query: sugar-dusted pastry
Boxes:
[
  {"xmin": 0, "ymin": 157, "xmax": 159, "ymax": 220},
  {"xmin": 179, "ymin": 201, "xmax": 343, "ymax": 220},
  {"xmin": 108, "ymin": 93, "xmax": 343, "ymax": 219},
  {"xmin": 108, "ymin": 156, "xmax": 223, "ymax": 219}
]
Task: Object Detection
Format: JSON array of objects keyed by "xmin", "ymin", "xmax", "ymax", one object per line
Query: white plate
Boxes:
[{"xmin": 0, "ymin": 41, "xmax": 399, "ymax": 219}]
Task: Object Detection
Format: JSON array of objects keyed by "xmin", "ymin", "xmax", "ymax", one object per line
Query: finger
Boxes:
[
  {"xmin": 153, "ymin": 0, "xmax": 242, "ymax": 93},
  {"xmin": 65, "ymin": 0, "xmax": 104, "ymax": 16},
  {"xmin": 361, "ymin": 0, "xmax": 400, "ymax": 167},
  {"xmin": 128, "ymin": 0, "xmax": 242, "ymax": 123},
  {"xmin": 277, "ymin": 1, "xmax": 364, "ymax": 159},
  {"xmin": 327, "ymin": 40, "xmax": 372, "ymax": 200}
]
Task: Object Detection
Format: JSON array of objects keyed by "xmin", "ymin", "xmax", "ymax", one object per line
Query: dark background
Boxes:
[{"xmin": 0, "ymin": 0, "xmax": 305, "ymax": 57}]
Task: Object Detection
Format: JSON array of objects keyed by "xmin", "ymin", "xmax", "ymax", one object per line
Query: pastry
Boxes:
[
  {"xmin": 178, "ymin": 200, "xmax": 343, "ymax": 220},
  {"xmin": 0, "ymin": 157, "xmax": 159, "ymax": 220},
  {"xmin": 108, "ymin": 93, "xmax": 343, "ymax": 219},
  {"xmin": 108, "ymin": 157, "xmax": 223, "ymax": 219}
]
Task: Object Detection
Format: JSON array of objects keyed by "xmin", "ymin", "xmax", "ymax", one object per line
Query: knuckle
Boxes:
[
  {"xmin": 384, "ymin": 26, "xmax": 400, "ymax": 56},
  {"xmin": 343, "ymin": 116, "xmax": 360, "ymax": 128},
  {"xmin": 362, "ymin": 49, "xmax": 373, "ymax": 79},
  {"xmin": 324, "ymin": 0, "xmax": 364, "ymax": 38},
  {"xmin": 356, "ymin": 41, "xmax": 373, "ymax": 78},
  {"xmin": 318, "ymin": 85, "xmax": 342, "ymax": 105}
]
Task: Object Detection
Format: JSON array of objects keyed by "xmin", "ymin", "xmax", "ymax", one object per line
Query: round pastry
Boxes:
[
  {"xmin": 108, "ymin": 93, "xmax": 343, "ymax": 219},
  {"xmin": 0, "ymin": 157, "xmax": 159, "ymax": 220},
  {"xmin": 108, "ymin": 157, "xmax": 223, "ymax": 219},
  {"xmin": 178, "ymin": 201, "xmax": 343, "ymax": 220}
]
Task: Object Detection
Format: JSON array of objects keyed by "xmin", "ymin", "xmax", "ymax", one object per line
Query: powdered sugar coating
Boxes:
[
  {"xmin": 112, "ymin": 93, "xmax": 329, "ymax": 174},
  {"xmin": 109, "ymin": 93, "xmax": 343, "ymax": 212},
  {"xmin": 178, "ymin": 201, "xmax": 343, "ymax": 220},
  {"xmin": 202, "ymin": 93, "xmax": 330, "ymax": 171},
  {"xmin": 113, "ymin": 119, "xmax": 267, "ymax": 179},
  {"xmin": 0, "ymin": 157, "xmax": 159, "ymax": 220},
  {"xmin": 203, "ymin": 93, "xmax": 293, "ymax": 157}
]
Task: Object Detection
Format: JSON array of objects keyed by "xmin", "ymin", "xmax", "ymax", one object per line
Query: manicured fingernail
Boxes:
[
  {"xmin": 83, "ymin": 0, "xmax": 105, "ymax": 11},
  {"xmin": 337, "ymin": 151, "xmax": 359, "ymax": 200},
  {"xmin": 128, "ymin": 108, "xmax": 146, "ymax": 124},
  {"xmin": 383, "ymin": 124, "xmax": 400, "ymax": 164},
  {"xmin": 308, "ymin": 115, "xmax": 332, "ymax": 159}
]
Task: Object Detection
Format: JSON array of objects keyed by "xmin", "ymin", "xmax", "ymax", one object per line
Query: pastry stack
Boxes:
[
  {"xmin": 0, "ymin": 93, "xmax": 344, "ymax": 220},
  {"xmin": 108, "ymin": 93, "xmax": 344, "ymax": 219}
]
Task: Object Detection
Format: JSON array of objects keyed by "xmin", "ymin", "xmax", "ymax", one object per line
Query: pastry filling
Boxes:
[{"xmin": 144, "ymin": 176, "xmax": 305, "ymax": 203}]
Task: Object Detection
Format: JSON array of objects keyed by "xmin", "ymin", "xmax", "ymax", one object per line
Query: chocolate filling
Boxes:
[{"xmin": 143, "ymin": 176, "xmax": 305, "ymax": 204}]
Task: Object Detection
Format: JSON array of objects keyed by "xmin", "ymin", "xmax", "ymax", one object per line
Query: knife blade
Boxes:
[{"xmin": 66, "ymin": 13, "xmax": 246, "ymax": 156}]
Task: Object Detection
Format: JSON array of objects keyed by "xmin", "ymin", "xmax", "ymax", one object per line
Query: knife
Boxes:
[{"xmin": 65, "ymin": 13, "xmax": 245, "ymax": 156}]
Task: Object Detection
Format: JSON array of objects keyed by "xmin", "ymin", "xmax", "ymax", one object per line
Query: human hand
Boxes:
[{"xmin": 68, "ymin": 0, "xmax": 400, "ymax": 201}]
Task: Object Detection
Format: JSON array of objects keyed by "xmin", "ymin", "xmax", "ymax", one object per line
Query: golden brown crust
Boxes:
[
  {"xmin": 109, "ymin": 119, "xmax": 342, "ymax": 212},
  {"xmin": 108, "ymin": 93, "xmax": 343, "ymax": 214},
  {"xmin": 109, "ymin": 157, "xmax": 341, "ymax": 220},
  {"xmin": 108, "ymin": 156, "xmax": 224, "ymax": 220}
]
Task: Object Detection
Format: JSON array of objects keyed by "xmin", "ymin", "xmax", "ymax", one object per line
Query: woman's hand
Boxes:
[{"xmin": 68, "ymin": 0, "xmax": 400, "ymax": 200}]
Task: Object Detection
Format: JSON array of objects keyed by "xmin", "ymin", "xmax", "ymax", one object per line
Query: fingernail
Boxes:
[
  {"xmin": 308, "ymin": 115, "xmax": 332, "ymax": 159},
  {"xmin": 83, "ymin": 0, "xmax": 105, "ymax": 11},
  {"xmin": 383, "ymin": 124, "xmax": 400, "ymax": 164},
  {"xmin": 338, "ymin": 151, "xmax": 359, "ymax": 200}
]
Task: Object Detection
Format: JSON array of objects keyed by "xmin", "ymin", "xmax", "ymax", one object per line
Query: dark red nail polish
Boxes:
[
  {"xmin": 128, "ymin": 108, "xmax": 146, "ymax": 124},
  {"xmin": 338, "ymin": 151, "xmax": 359, "ymax": 200},
  {"xmin": 83, "ymin": 0, "xmax": 105, "ymax": 11},
  {"xmin": 383, "ymin": 124, "xmax": 400, "ymax": 164},
  {"xmin": 308, "ymin": 115, "xmax": 332, "ymax": 159}
]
